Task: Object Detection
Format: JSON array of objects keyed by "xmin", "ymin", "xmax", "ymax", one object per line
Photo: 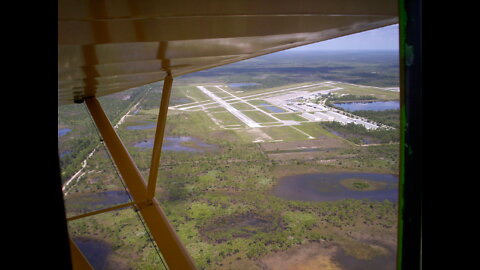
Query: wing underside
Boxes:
[{"xmin": 58, "ymin": 0, "xmax": 398, "ymax": 105}]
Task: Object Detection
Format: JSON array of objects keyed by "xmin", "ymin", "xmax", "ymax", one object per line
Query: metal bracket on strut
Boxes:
[
  {"xmin": 74, "ymin": 95, "xmax": 85, "ymax": 104},
  {"xmin": 134, "ymin": 199, "xmax": 154, "ymax": 212}
]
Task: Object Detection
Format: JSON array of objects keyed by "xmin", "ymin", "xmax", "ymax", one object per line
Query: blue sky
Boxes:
[{"xmin": 290, "ymin": 24, "xmax": 399, "ymax": 51}]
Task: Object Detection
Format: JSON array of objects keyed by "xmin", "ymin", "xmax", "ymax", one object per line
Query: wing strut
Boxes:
[
  {"xmin": 69, "ymin": 239, "xmax": 93, "ymax": 270},
  {"xmin": 82, "ymin": 75, "xmax": 196, "ymax": 269},
  {"xmin": 147, "ymin": 72, "xmax": 173, "ymax": 199}
]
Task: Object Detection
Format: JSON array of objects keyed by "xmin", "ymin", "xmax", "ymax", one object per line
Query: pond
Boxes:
[
  {"xmin": 58, "ymin": 128, "xmax": 71, "ymax": 137},
  {"xmin": 334, "ymin": 101, "xmax": 399, "ymax": 111},
  {"xmin": 262, "ymin": 105, "xmax": 285, "ymax": 113},
  {"xmin": 273, "ymin": 172, "xmax": 398, "ymax": 202},
  {"xmin": 134, "ymin": 136, "xmax": 216, "ymax": 152},
  {"xmin": 73, "ymin": 237, "xmax": 112, "ymax": 270},
  {"xmin": 228, "ymin": 83, "xmax": 261, "ymax": 88},
  {"xmin": 66, "ymin": 190, "xmax": 131, "ymax": 214}
]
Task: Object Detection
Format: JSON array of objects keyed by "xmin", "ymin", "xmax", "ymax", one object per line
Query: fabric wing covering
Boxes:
[{"xmin": 58, "ymin": 0, "xmax": 398, "ymax": 106}]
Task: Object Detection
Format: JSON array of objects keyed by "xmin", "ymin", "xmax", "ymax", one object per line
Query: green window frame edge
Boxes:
[{"xmin": 397, "ymin": 0, "xmax": 422, "ymax": 269}]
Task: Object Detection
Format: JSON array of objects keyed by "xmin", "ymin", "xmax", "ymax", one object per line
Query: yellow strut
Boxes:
[
  {"xmin": 85, "ymin": 91, "xmax": 196, "ymax": 270},
  {"xmin": 147, "ymin": 72, "xmax": 173, "ymax": 199},
  {"xmin": 69, "ymin": 239, "xmax": 93, "ymax": 270},
  {"xmin": 67, "ymin": 201, "xmax": 138, "ymax": 222}
]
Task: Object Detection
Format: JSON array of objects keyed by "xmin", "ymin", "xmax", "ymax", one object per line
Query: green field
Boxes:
[
  {"xmin": 295, "ymin": 122, "xmax": 342, "ymax": 139},
  {"xmin": 212, "ymin": 112, "xmax": 245, "ymax": 126},
  {"xmin": 263, "ymin": 126, "xmax": 311, "ymax": 141},
  {"xmin": 274, "ymin": 113, "xmax": 308, "ymax": 121},
  {"xmin": 230, "ymin": 102, "xmax": 256, "ymax": 110},
  {"xmin": 248, "ymin": 99, "xmax": 271, "ymax": 106},
  {"xmin": 334, "ymin": 83, "xmax": 398, "ymax": 100},
  {"xmin": 242, "ymin": 110, "xmax": 279, "ymax": 123},
  {"xmin": 205, "ymin": 106, "xmax": 227, "ymax": 113}
]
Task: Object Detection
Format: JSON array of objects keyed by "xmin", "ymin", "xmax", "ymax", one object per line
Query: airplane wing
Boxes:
[{"xmin": 58, "ymin": 0, "xmax": 398, "ymax": 106}]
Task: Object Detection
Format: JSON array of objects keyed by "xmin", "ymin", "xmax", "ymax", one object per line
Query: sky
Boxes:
[{"xmin": 289, "ymin": 24, "xmax": 399, "ymax": 51}]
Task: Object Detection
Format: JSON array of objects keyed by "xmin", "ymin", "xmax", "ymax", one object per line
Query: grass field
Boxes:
[
  {"xmin": 230, "ymin": 102, "xmax": 256, "ymax": 110},
  {"xmin": 274, "ymin": 113, "xmax": 308, "ymax": 121},
  {"xmin": 248, "ymin": 99, "xmax": 272, "ymax": 106},
  {"xmin": 295, "ymin": 122, "xmax": 344, "ymax": 140},
  {"xmin": 205, "ymin": 107, "xmax": 227, "ymax": 113},
  {"xmin": 212, "ymin": 111, "xmax": 245, "ymax": 126},
  {"xmin": 263, "ymin": 126, "xmax": 311, "ymax": 141},
  {"xmin": 334, "ymin": 83, "xmax": 398, "ymax": 100},
  {"xmin": 242, "ymin": 110, "xmax": 279, "ymax": 123}
]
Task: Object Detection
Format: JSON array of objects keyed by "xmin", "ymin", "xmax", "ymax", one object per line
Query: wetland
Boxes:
[
  {"xmin": 273, "ymin": 172, "xmax": 398, "ymax": 202},
  {"xmin": 133, "ymin": 136, "xmax": 217, "ymax": 153}
]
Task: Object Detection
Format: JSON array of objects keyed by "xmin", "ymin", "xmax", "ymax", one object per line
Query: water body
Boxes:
[
  {"xmin": 134, "ymin": 136, "xmax": 216, "ymax": 152},
  {"xmin": 66, "ymin": 190, "xmax": 132, "ymax": 213},
  {"xmin": 84, "ymin": 190, "xmax": 131, "ymax": 207},
  {"xmin": 228, "ymin": 83, "xmax": 261, "ymax": 88},
  {"xmin": 334, "ymin": 101, "xmax": 399, "ymax": 112},
  {"xmin": 74, "ymin": 237, "xmax": 112, "ymax": 270},
  {"xmin": 262, "ymin": 106, "xmax": 285, "ymax": 113},
  {"xmin": 273, "ymin": 172, "xmax": 398, "ymax": 202},
  {"xmin": 58, "ymin": 128, "xmax": 71, "ymax": 137}
]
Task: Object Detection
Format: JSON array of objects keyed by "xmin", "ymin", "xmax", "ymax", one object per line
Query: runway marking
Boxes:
[{"xmin": 196, "ymin": 86, "xmax": 261, "ymax": 128}]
